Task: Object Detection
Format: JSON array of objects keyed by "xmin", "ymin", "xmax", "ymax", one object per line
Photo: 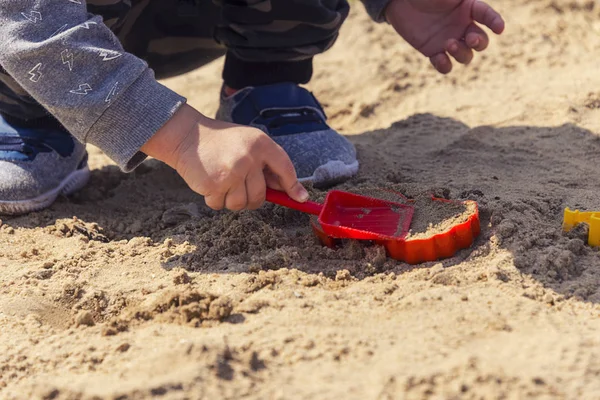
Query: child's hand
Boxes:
[
  {"xmin": 385, "ymin": 0, "xmax": 505, "ymax": 74},
  {"xmin": 142, "ymin": 104, "xmax": 309, "ymax": 211}
]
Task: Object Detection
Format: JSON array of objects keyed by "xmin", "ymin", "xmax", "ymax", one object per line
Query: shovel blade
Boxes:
[{"xmin": 319, "ymin": 191, "xmax": 414, "ymax": 240}]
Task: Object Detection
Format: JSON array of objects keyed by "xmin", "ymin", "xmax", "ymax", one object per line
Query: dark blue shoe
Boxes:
[
  {"xmin": 216, "ymin": 83, "xmax": 359, "ymax": 186},
  {"xmin": 0, "ymin": 115, "xmax": 89, "ymax": 215}
]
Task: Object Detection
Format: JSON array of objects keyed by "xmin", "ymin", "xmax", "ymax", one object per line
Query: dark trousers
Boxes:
[{"xmin": 0, "ymin": 0, "xmax": 349, "ymax": 125}]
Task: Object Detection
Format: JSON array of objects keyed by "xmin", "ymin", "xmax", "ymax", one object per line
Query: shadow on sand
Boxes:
[{"xmin": 4, "ymin": 114, "xmax": 600, "ymax": 303}]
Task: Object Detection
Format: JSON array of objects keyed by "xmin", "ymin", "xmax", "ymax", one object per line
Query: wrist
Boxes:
[{"xmin": 141, "ymin": 103, "xmax": 201, "ymax": 168}]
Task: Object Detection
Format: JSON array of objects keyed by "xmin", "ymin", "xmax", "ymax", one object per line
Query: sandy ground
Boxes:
[{"xmin": 2, "ymin": 0, "xmax": 600, "ymax": 398}]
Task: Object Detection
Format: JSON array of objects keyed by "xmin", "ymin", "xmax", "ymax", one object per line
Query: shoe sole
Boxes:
[
  {"xmin": 298, "ymin": 160, "xmax": 359, "ymax": 187},
  {"xmin": 0, "ymin": 164, "xmax": 90, "ymax": 216}
]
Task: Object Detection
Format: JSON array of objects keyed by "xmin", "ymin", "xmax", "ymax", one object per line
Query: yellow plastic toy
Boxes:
[{"xmin": 563, "ymin": 208, "xmax": 600, "ymax": 247}]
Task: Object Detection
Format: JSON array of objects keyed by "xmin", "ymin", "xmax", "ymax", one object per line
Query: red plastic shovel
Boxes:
[{"xmin": 266, "ymin": 188, "xmax": 414, "ymax": 240}]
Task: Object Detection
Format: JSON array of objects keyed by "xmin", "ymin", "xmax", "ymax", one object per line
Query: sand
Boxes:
[{"xmin": 2, "ymin": 0, "xmax": 600, "ymax": 398}]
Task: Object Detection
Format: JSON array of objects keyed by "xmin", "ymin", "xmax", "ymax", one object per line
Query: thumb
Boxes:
[{"xmin": 264, "ymin": 146, "xmax": 309, "ymax": 203}]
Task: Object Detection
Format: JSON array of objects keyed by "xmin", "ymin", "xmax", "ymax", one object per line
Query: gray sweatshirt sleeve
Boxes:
[
  {"xmin": 0, "ymin": 0, "xmax": 187, "ymax": 172},
  {"xmin": 360, "ymin": 0, "xmax": 393, "ymax": 22}
]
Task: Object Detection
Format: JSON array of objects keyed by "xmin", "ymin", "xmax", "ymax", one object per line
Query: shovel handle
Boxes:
[{"xmin": 265, "ymin": 188, "xmax": 323, "ymax": 216}]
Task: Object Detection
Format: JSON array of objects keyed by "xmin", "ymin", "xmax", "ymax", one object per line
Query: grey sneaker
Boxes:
[
  {"xmin": 0, "ymin": 115, "xmax": 89, "ymax": 215},
  {"xmin": 216, "ymin": 83, "xmax": 359, "ymax": 187}
]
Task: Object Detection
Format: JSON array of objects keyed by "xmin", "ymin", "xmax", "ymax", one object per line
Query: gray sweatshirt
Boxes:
[{"xmin": 0, "ymin": 0, "xmax": 390, "ymax": 172}]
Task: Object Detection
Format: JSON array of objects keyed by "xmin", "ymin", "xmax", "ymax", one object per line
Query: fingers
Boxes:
[
  {"xmin": 472, "ymin": 0, "xmax": 505, "ymax": 34},
  {"xmin": 225, "ymin": 183, "xmax": 248, "ymax": 211},
  {"xmin": 264, "ymin": 144, "xmax": 309, "ymax": 203},
  {"xmin": 435, "ymin": 27, "xmax": 486, "ymax": 73},
  {"xmin": 430, "ymin": 52, "xmax": 452, "ymax": 74},
  {"xmin": 204, "ymin": 192, "xmax": 226, "ymax": 211},
  {"xmin": 207, "ymin": 171, "xmax": 266, "ymax": 212},
  {"xmin": 446, "ymin": 39, "xmax": 474, "ymax": 65},
  {"xmin": 465, "ymin": 23, "xmax": 489, "ymax": 52},
  {"xmin": 191, "ymin": 129, "xmax": 308, "ymax": 212},
  {"xmin": 245, "ymin": 169, "xmax": 266, "ymax": 210}
]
